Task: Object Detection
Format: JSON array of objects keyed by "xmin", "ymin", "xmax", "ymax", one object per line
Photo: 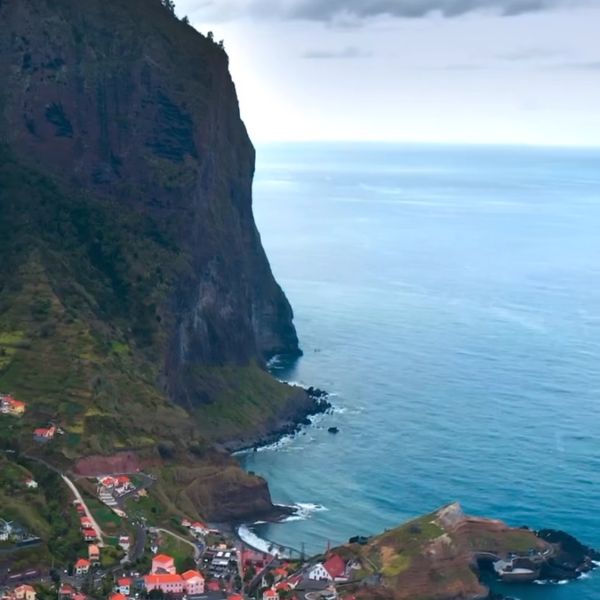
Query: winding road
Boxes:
[{"xmin": 61, "ymin": 474, "xmax": 106, "ymax": 547}]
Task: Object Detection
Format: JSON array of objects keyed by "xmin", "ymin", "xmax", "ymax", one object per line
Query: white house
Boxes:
[{"xmin": 308, "ymin": 563, "xmax": 331, "ymax": 581}]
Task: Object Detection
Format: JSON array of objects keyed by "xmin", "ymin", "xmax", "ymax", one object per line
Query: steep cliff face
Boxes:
[{"xmin": 0, "ymin": 0, "xmax": 300, "ymax": 407}]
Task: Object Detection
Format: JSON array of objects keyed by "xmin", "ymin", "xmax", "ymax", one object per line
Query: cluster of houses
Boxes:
[
  {"xmin": 58, "ymin": 583, "xmax": 87, "ymax": 600},
  {"xmin": 1, "ymin": 584, "xmax": 36, "ymax": 600},
  {"xmin": 0, "ymin": 394, "xmax": 26, "ymax": 416},
  {"xmin": 73, "ymin": 500, "xmax": 100, "ymax": 560},
  {"xmin": 96, "ymin": 475, "xmax": 135, "ymax": 510},
  {"xmin": 110, "ymin": 553, "xmax": 206, "ymax": 598}
]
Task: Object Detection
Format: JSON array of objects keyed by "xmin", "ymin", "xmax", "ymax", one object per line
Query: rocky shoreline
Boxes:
[{"xmin": 222, "ymin": 385, "xmax": 332, "ymax": 454}]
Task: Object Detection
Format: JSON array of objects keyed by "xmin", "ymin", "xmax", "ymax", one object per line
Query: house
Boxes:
[
  {"xmin": 263, "ymin": 588, "xmax": 279, "ymax": 600},
  {"xmin": 181, "ymin": 518, "xmax": 191, "ymax": 528},
  {"xmin": 143, "ymin": 574, "xmax": 184, "ymax": 594},
  {"xmin": 99, "ymin": 476, "xmax": 115, "ymax": 488},
  {"xmin": 24, "ymin": 478, "xmax": 38, "ymax": 489},
  {"xmin": 308, "ymin": 555, "xmax": 347, "ymax": 582},
  {"xmin": 88, "ymin": 544, "xmax": 100, "ymax": 562},
  {"xmin": 82, "ymin": 528, "xmax": 97, "ymax": 542},
  {"xmin": 80, "ymin": 517, "xmax": 93, "ymax": 529},
  {"xmin": 33, "ymin": 425, "xmax": 56, "ymax": 442},
  {"xmin": 190, "ymin": 521, "xmax": 208, "ymax": 536},
  {"xmin": 13, "ymin": 585, "xmax": 36, "ymax": 600},
  {"xmin": 75, "ymin": 558, "xmax": 91, "ymax": 575},
  {"xmin": 72, "ymin": 594, "xmax": 87, "ymax": 600},
  {"xmin": 151, "ymin": 553, "xmax": 176, "ymax": 574},
  {"xmin": 206, "ymin": 581, "xmax": 221, "ymax": 592},
  {"xmin": 118, "ymin": 536, "xmax": 130, "ymax": 551},
  {"xmin": 116, "ymin": 578, "xmax": 133, "ymax": 596},
  {"xmin": 0, "ymin": 519, "xmax": 12, "ymax": 541},
  {"xmin": 109, "ymin": 594, "xmax": 127, "ymax": 600},
  {"xmin": 58, "ymin": 583, "xmax": 76, "ymax": 600},
  {"xmin": 228, "ymin": 595, "xmax": 244, "ymax": 600},
  {"xmin": 181, "ymin": 570, "xmax": 205, "ymax": 594},
  {"xmin": 1, "ymin": 395, "xmax": 26, "ymax": 416},
  {"xmin": 74, "ymin": 501, "xmax": 86, "ymax": 515},
  {"xmin": 323, "ymin": 555, "xmax": 347, "ymax": 581},
  {"xmin": 114, "ymin": 476, "xmax": 132, "ymax": 493}
]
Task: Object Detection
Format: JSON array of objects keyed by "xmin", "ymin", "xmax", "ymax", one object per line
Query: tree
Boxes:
[
  {"xmin": 207, "ymin": 31, "xmax": 214, "ymax": 42},
  {"xmin": 181, "ymin": 16, "xmax": 190, "ymax": 25},
  {"xmin": 160, "ymin": 0, "xmax": 176, "ymax": 13}
]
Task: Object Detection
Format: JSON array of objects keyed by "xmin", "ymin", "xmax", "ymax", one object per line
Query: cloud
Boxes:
[
  {"xmin": 302, "ymin": 46, "xmax": 371, "ymax": 59},
  {"xmin": 182, "ymin": 0, "xmax": 589, "ymax": 22}
]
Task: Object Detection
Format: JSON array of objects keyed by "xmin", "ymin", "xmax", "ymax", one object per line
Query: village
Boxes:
[{"xmin": 1, "ymin": 394, "xmax": 356, "ymax": 600}]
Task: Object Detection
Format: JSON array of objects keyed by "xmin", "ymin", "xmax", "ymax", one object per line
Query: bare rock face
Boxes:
[{"xmin": 0, "ymin": 0, "xmax": 300, "ymax": 408}]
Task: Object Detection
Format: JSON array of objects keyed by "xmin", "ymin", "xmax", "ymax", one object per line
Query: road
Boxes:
[
  {"xmin": 156, "ymin": 528, "xmax": 201, "ymax": 560},
  {"xmin": 61, "ymin": 474, "xmax": 105, "ymax": 547}
]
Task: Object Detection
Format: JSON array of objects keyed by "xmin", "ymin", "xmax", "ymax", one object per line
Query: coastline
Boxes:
[{"xmin": 221, "ymin": 383, "xmax": 332, "ymax": 455}]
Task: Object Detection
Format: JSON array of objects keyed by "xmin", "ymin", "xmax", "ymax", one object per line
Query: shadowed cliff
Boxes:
[{"xmin": 0, "ymin": 0, "xmax": 311, "ymax": 520}]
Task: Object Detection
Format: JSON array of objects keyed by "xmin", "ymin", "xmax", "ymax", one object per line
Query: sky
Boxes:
[{"xmin": 175, "ymin": 0, "xmax": 600, "ymax": 146}]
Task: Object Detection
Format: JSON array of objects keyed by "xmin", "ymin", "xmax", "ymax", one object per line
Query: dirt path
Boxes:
[{"xmin": 156, "ymin": 528, "xmax": 200, "ymax": 560}]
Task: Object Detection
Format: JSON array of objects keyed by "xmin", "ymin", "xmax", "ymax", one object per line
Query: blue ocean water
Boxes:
[{"xmin": 241, "ymin": 143, "xmax": 600, "ymax": 600}]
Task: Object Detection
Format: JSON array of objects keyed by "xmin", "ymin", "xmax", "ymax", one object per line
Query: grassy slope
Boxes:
[
  {"xmin": 337, "ymin": 507, "xmax": 543, "ymax": 600},
  {"xmin": 0, "ymin": 147, "xmax": 298, "ymax": 461}
]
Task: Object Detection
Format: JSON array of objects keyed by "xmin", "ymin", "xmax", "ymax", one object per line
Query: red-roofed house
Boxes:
[
  {"xmin": 88, "ymin": 544, "xmax": 100, "ymax": 562},
  {"xmin": 263, "ymin": 588, "xmax": 279, "ymax": 600},
  {"xmin": 13, "ymin": 585, "xmax": 36, "ymax": 600},
  {"xmin": 143, "ymin": 574, "xmax": 184, "ymax": 594},
  {"xmin": 190, "ymin": 521, "xmax": 208, "ymax": 536},
  {"xmin": 80, "ymin": 517, "xmax": 92, "ymax": 529},
  {"xmin": 75, "ymin": 558, "xmax": 90, "ymax": 575},
  {"xmin": 71, "ymin": 594, "xmax": 87, "ymax": 600},
  {"xmin": 82, "ymin": 528, "xmax": 97, "ymax": 542},
  {"xmin": 58, "ymin": 583, "xmax": 76, "ymax": 600},
  {"xmin": 207, "ymin": 581, "xmax": 221, "ymax": 592},
  {"xmin": 109, "ymin": 594, "xmax": 126, "ymax": 600},
  {"xmin": 181, "ymin": 518, "xmax": 191, "ymax": 528},
  {"xmin": 323, "ymin": 554, "xmax": 347, "ymax": 580},
  {"xmin": 117, "ymin": 578, "xmax": 132, "ymax": 596},
  {"xmin": 1, "ymin": 396, "xmax": 26, "ymax": 416},
  {"xmin": 228, "ymin": 595, "xmax": 244, "ymax": 600},
  {"xmin": 308, "ymin": 555, "xmax": 347, "ymax": 582},
  {"xmin": 182, "ymin": 570, "xmax": 205, "ymax": 595},
  {"xmin": 33, "ymin": 426, "xmax": 56, "ymax": 442},
  {"xmin": 151, "ymin": 554, "xmax": 176, "ymax": 575}
]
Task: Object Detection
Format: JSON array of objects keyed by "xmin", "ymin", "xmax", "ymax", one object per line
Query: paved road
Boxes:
[{"xmin": 61, "ymin": 474, "xmax": 105, "ymax": 547}]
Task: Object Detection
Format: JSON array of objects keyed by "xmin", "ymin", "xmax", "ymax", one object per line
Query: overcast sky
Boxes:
[{"xmin": 176, "ymin": 0, "xmax": 600, "ymax": 146}]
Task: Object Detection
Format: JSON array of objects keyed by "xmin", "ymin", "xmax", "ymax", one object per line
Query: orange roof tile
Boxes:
[{"xmin": 144, "ymin": 574, "xmax": 182, "ymax": 585}]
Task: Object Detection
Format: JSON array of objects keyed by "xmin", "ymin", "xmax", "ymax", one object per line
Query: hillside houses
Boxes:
[
  {"xmin": 143, "ymin": 554, "xmax": 205, "ymax": 596},
  {"xmin": 308, "ymin": 554, "xmax": 348, "ymax": 582},
  {"xmin": 1, "ymin": 584, "xmax": 36, "ymax": 600},
  {"xmin": 0, "ymin": 395, "xmax": 26, "ymax": 416}
]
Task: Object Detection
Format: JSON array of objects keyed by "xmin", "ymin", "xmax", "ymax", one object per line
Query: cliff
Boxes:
[
  {"xmin": 0, "ymin": 0, "xmax": 309, "ymax": 520},
  {"xmin": 331, "ymin": 503, "xmax": 598, "ymax": 600}
]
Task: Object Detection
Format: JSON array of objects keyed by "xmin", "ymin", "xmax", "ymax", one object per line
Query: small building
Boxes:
[
  {"xmin": 58, "ymin": 583, "xmax": 76, "ymax": 600},
  {"xmin": 144, "ymin": 574, "xmax": 184, "ymax": 595},
  {"xmin": 190, "ymin": 521, "xmax": 208, "ymax": 536},
  {"xmin": 80, "ymin": 517, "xmax": 93, "ymax": 529},
  {"xmin": 13, "ymin": 585, "xmax": 36, "ymax": 600},
  {"xmin": 88, "ymin": 544, "xmax": 100, "ymax": 562},
  {"xmin": 182, "ymin": 570, "xmax": 205, "ymax": 595},
  {"xmin": 33, "ymin": 425, "xmax": 56, "ymax": 442},
  {"xmin": 24, "ymin": 478, "xmax": 38, "ymax": 489},
  {"xmin": 1, "ymin": 396, "xmax": 26, "ymax": 416},
  {"xmin": 308, "ymin": 555, "xmax": 347, "ymax": 582},
  {"xmin": 181, "ymin": 518, "xmax": 191, "ymax": 528},
  {"xmin": 109, "ymin": 594, "xmax": 126, "ymax": 600},
  {"xmin": 263, "ymin": 588, "xmax": 279, "ymax": 600},
  {"xmin": 151, "ymin": 553, "xmax": 176, "ymax": 575},
  {"xmin": 82, "ymin": 528, "xmax": 97, "ymax": 542},
  {"xmin": 118, "ymin": 535, "xmax": 130, "ymax": 551},
  {"xmin": 117, "ymin": 577, "xmax": 133, "ymax": 596},
  {"xmin": 75, "ymin": 558, "xmax": 91, "ymax": 576}
]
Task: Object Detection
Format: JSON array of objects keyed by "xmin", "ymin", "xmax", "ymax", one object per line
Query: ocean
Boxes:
[{"xmin": 239, "ymin": 142, "xmax": 600, "ymax": 600}]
